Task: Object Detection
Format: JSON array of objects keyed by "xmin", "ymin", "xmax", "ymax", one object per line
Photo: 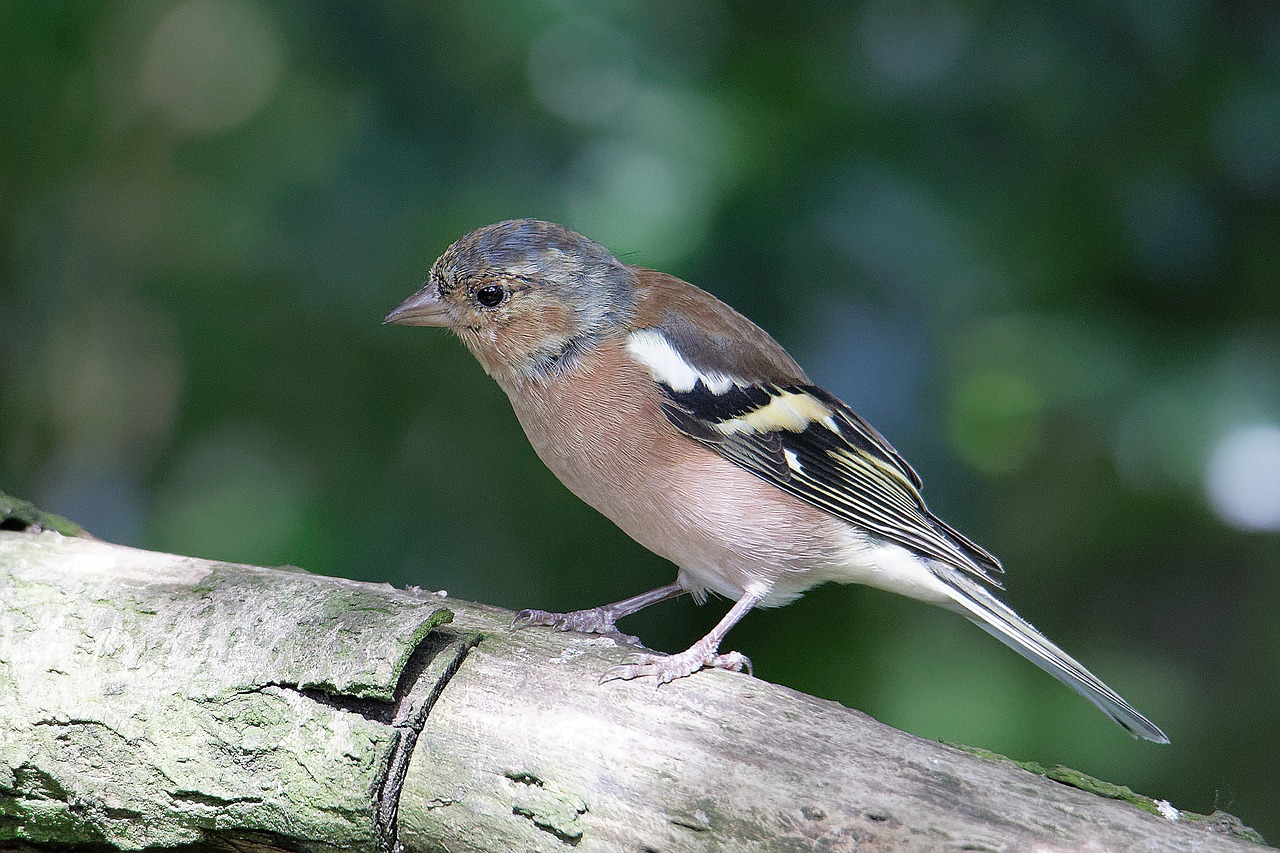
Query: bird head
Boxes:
[{"xmin": 385, "ymin": 219, "xmax": 636, "ymax": 380}]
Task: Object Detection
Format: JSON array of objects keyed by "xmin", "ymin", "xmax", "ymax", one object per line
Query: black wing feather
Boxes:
[{"xmin": 659, "ymin": 377, "xmax": 1003, "ymax": 584}]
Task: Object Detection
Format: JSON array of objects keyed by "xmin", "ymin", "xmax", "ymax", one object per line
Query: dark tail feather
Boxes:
[{"xmin": 940, "ymin": 571, "xmax": 1168, "ymax": 743}]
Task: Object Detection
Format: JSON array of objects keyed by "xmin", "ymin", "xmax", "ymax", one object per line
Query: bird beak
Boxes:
[{"xmin": 384, "ymin": 286, "xmax": 452, "ymax": 327}]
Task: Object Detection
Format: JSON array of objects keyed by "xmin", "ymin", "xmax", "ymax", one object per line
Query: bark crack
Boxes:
[{"xmin": 371, "ymin": 626, "xmax": 482, "ymax": 853}]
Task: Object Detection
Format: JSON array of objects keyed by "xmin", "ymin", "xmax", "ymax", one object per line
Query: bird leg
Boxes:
[
  {"xmin": 599, "ymin": 592, "xmax": 760, "ymax": 685},
  {"xmin": 513, "ymin": 581, "xmax": 686, "ymax": 647}
]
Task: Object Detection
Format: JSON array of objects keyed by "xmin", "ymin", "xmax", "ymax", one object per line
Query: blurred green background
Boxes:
[{"xmin": 3, "ymin": 0, "xmax": 1279, "ymax": 840}]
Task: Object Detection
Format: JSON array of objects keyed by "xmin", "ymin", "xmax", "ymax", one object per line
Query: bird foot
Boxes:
[
  {"xmin": 598, "ymin": 642, "xmax": 752, "ymax": 686},
  {"xmin": 513, "ymin": 607, "xmax": 643, "ymax": 647}
]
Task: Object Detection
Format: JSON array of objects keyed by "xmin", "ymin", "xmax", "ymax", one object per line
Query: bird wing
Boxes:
[{"xmin": 625, "ymin": 325, "xmax": 1003, "ymax": 584}]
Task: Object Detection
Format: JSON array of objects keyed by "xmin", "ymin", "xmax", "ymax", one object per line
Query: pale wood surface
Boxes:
[{"xmin": 0, "ymin": 531, "xmax": 1265, "ymax": 852}]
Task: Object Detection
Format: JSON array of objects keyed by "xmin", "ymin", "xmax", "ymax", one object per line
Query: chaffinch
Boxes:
[{"xmin": 385, "ymin": 218, "xmax": 1168, "ymax": 743}]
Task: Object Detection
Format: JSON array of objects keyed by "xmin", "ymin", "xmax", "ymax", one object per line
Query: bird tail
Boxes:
[{"xmin": 937, "ymin": 570, "xmax": 1169, "ymax": 743}]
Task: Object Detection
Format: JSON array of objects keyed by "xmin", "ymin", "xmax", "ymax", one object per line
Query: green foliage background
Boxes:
[{"xmin": 3, "ymin": 0, "xmax": 1278, "ymax": 839}]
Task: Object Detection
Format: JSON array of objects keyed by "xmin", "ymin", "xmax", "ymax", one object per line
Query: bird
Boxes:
[{"xmin": 385, "ymin": 218, "xmax": 1169, "ymax": 743}]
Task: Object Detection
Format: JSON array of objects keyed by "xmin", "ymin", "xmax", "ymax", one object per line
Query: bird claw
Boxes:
[
  {"xmin": 598, "ymin": 647, "xmax": 752, "ymax": 686},
  {"xmin": 512, "ymin": 607, "xmax": 643, "ymax": 647},
  {"xmin": 513, "ymin": 606, "xmax": 615, "ymax": 633}
]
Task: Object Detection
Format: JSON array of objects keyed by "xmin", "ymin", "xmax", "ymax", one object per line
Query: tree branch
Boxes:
[{"xmin": 0, "ymin": 530, "xmax": 1266, "ymax": 852}]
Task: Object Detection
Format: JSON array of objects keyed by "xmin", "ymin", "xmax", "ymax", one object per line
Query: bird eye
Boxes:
[{"xmin": 475, "ymin": 284, "xmax": 506, "ymax": 308}]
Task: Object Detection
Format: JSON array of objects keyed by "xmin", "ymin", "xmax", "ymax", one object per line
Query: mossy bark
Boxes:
[{"xmin": 0, "ymin": 531, "xmax": 1267, "ymax": 852}]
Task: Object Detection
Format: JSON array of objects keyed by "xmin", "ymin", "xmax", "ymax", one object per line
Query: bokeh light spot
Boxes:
[
  {"xmin": 1204, "ymin": 422, "xmax": 1280, "ymax": 532},
  {"xmin": 857, "ymin": 0, "xmax": 971, "ymax": 94},
  {"xmin": 528, "ymin": 17, "xmax": 639, "ymax": 125},
  {"xmin": 565, "ymin": 138, "xmax": 698, "ymax": 266},
  {"xmin": 1121, "ymin": 175, "xmax": 1222, "ymax": 283},
  {"xmin": 42, "ymin": 300, "xmax": 183, "ymax": 461},
  {"xmin": 139, "ymin": 0, "xmax": 284, "ymax": 136},
  {"xmin": 1213, "ymin": 85, "xmax": 1280, "ymax": 195},
  {"xmin": 949, "ymin": 370, "xmax": 1043, "ymax": 475}
]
